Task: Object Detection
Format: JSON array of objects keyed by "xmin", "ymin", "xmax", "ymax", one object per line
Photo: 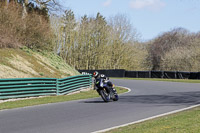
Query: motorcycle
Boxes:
[{"xmin": 94, "ymin": 78, "xmax": 119, "ymax": 102}]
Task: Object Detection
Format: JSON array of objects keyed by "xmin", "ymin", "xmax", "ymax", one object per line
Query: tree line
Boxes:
[
  {"xmin": 146, "ymin": 28, "xmax": 200, "ymax": 72},
  {"xmin": 51, "ymin": 10, "xmax": 146, "ymax": 70},
  {"xmin": 1, "ymin": 1, "xmax": 200, "ymax": 72}
]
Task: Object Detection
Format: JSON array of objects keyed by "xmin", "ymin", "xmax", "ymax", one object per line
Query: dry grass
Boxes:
[
  {"xmin": 9, "ymin": 55, "xmax": 39, "ymax": 76},
  {"xmin": 0, "ymin": 64, "xmax": 32, "ymax": 78},
  {"xmin": 0, "ymin": 48, "xmax": 79, "ymax": 79}
]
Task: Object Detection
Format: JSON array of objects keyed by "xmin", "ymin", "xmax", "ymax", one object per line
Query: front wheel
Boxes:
[{"xmin": 99, "ymin": 89, "xmax": 110, "ymax": 102}]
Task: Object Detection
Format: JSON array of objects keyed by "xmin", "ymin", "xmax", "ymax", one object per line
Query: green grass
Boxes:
[
  {"xmin": 113, "ymin": 77, "xmax": 200, "ymax": 83},
  {"xmin": 106, "ymin": 106, "xmax": 200, "ymax": 133},
  {"xmin": 0, "ymin": 87, "xmax": 127, "ymax": 110}
]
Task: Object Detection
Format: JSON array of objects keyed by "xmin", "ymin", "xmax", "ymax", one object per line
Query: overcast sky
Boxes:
[{"xmin": 62, "ymin": 0, "xmax": 200, "ymax": 41}]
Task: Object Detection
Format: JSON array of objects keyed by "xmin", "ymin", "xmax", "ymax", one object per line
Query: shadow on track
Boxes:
[
  {"xmin": 83, "ymin": 101, "xmax": 106, "ymax": 103},
  {"xmin": 117, "ymin": 91, "xmax": 200, "ymax": 105}
]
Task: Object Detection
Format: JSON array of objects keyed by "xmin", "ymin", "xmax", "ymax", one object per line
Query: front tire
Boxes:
[{"xmin": 99, "ymin": 89, "xmax": 110, "ymax": 102}]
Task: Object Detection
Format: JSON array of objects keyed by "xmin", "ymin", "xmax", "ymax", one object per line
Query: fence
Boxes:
[
  {"xmin": 0, "ymin": 75, "xmax": 92, "ymax": 100},
  {"xmin": 78, "ymin": 69, "xmax": 200, "ymax": 79},
  {"xmin": 57, "ymin": 75, "xmax": 92, "ymax": 95}
]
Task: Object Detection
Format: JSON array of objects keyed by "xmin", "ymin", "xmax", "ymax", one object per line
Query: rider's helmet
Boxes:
[
  {"xmin": 93, "ymin": 71, "xmax": 99, "ymax": 78},
  {"xmin": 100, "ymin": 74, "xmax": 105, "ymax": 78}
]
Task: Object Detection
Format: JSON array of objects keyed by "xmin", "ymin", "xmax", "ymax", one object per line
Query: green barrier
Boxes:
[
  {"xmin": 0, "ymin": 75, "xmax": 92, "ymax": 99},
  {"xmin": 57, "ymin": 74, "xmax": 92, "ymax": 95}
]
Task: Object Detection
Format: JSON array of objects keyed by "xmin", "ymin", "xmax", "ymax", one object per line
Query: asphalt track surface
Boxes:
[{"xmin": 0, "ymin": 79, "xmax": 200, "ymax": 133}]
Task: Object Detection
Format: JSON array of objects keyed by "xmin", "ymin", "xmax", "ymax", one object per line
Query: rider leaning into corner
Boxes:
[{"xmin": 93, "ymin": 71, "xmax": 117, "ymax": 95}]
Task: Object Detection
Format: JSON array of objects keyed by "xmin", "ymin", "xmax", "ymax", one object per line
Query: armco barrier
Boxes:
[
  {"xmin": 0, "ymin": 75, "xmax": 92, "ymax": 99},
  {"xmin": 57, "ymin": 75, "xmax": 92, "ymax": 95}
]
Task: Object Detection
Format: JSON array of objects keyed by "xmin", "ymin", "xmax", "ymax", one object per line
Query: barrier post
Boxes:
[
  {"xmin": 175, "ymin": 71, "xmax": 177, "ymax": 79},
  {"xmin": 89, "ymin": 75, "xmax": 92, "ymax": 88},
  {"xmin": 56, "ymin": 79, "xmax": 59, "ymax": 95},
  {"xmin": 149, "ymin": 71, "xmax": 151, "ymax": 78}
]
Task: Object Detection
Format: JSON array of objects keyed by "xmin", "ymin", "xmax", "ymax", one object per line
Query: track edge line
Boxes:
[{"xmin": 92, "ymin": 104, "xmax": 200, "ymax": 133}]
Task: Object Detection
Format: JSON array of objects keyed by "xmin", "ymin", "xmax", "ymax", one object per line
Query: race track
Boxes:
[{"xmin": 0, "ymin": 79, "xmax": 200, "ymax": 133}]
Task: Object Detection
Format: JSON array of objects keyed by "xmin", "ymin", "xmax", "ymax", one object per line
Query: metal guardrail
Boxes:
[
  {"xmin": 0, "ymin": 75, "xmax": 92, "ymax": 99},
  {"xmin": 57, "ymin": 75, "xmax": 92, "ymax": 95}
]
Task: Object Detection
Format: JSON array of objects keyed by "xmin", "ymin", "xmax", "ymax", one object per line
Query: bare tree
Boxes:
[
  {"xmin": 147, "ymin": 28, "xmax": 193, "ymax": 70},
  {"xmin": 107, "ymin": 14, "xmax": 139, "ymax": 69}
]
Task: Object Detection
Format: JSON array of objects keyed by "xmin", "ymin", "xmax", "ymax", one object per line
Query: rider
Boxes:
[{"xmin": 93, "ymin": 71, "xmax": 116, "ymax": 94}]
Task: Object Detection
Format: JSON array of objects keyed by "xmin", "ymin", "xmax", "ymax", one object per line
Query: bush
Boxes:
[{"xmin": 0, "ymin": 2, "xmax": 53, "ymax": 51}]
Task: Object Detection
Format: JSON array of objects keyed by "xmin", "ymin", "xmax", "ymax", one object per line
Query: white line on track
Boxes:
[
  {"xmin": 92, "ymin": 94, "xmax": 200, "ymax": 133},
  {"xmin": 116, "ymin": 86, "xmax": 131, "ymax": 95}
]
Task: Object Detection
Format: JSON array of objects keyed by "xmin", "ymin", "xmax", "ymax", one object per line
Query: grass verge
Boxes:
[
  {"xmin": 106, "ymin": 106, "xmax": 200, "ymax": 133},
  {"xmin": 0, "ymin": 87, "xmax": 128, "ymax": 111},
  {"xmin": 112, "ymin": 78, "xmax": 200, "ymax": 83}
]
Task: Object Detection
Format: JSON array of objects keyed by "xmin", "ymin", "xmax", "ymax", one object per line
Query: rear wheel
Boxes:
[
  {"xmin": 112, "ymin": 94, "xmax": 118, "ymax": 101},
  {"xmin": 111, "ymin": 88, "xmax": 118, "ymax": 101},
  {"xmin": 99, "ymin": 89, "xmax": 110, "ymax": 102}
]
